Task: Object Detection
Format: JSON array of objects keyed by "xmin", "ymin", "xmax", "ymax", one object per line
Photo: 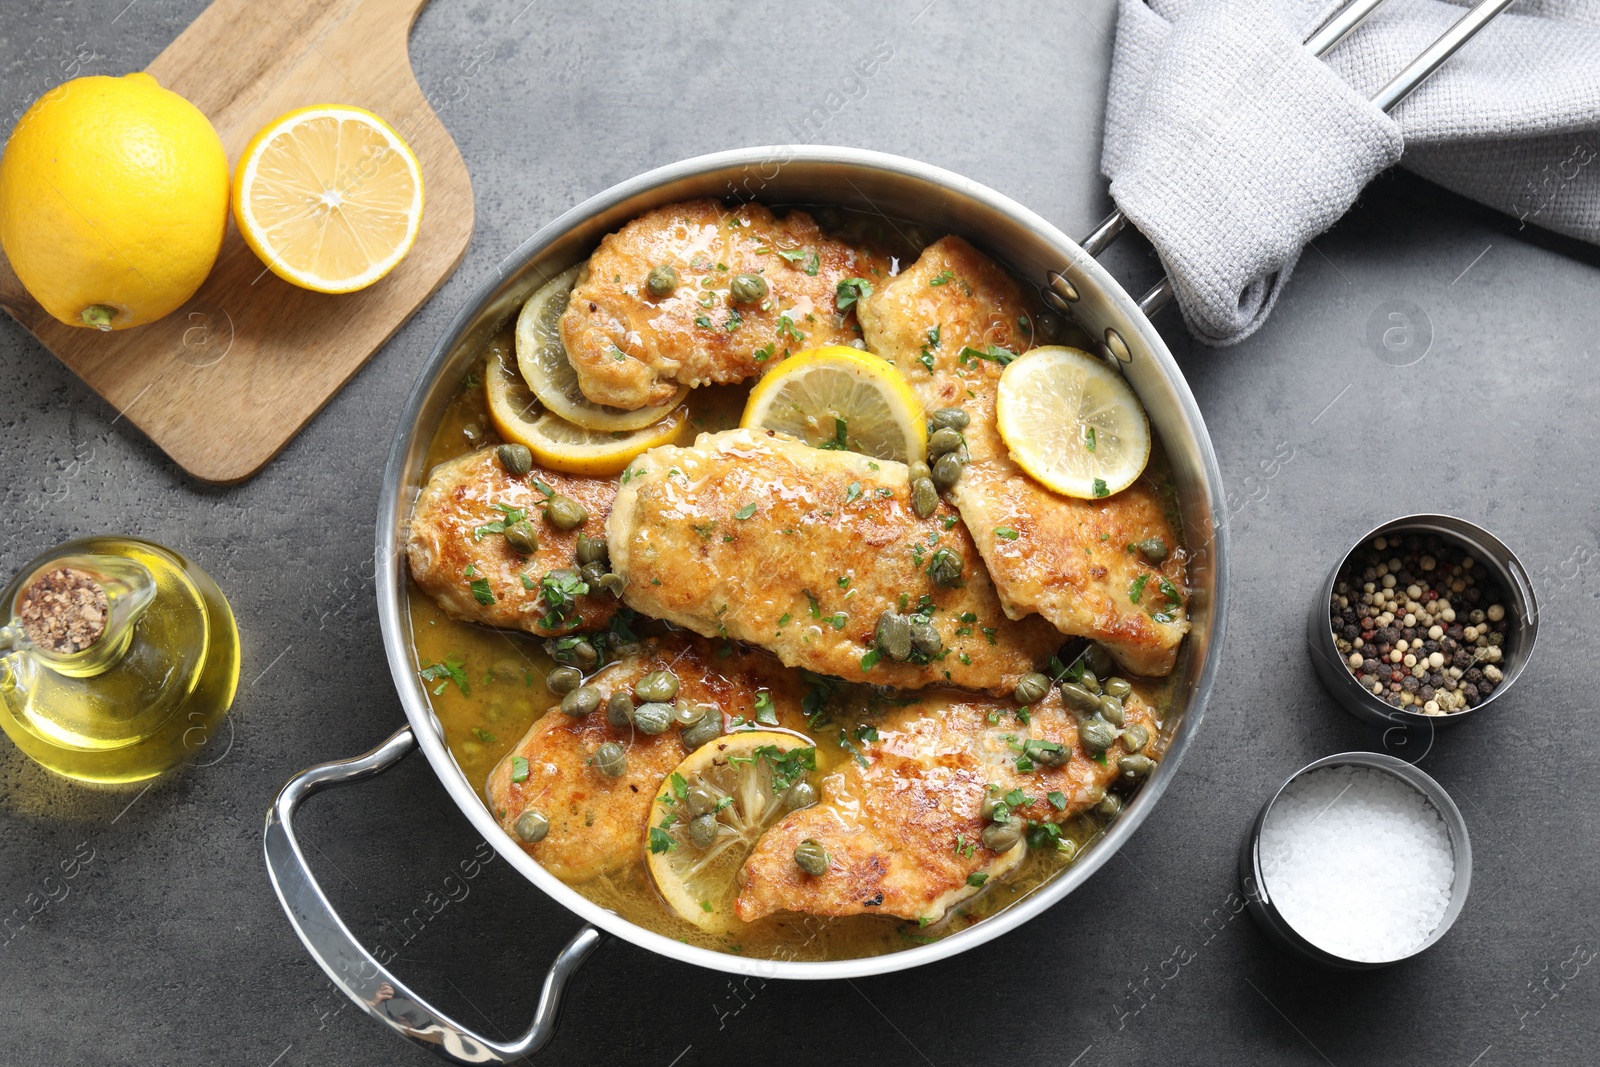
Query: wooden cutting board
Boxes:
[{"xmin": 0, "ymin": 0, "xmax": 475, "ymax": 484}]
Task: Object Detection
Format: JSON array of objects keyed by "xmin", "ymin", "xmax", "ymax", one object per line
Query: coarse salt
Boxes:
[{"xmin": 1259, "ymin": 765, "xmax": 1454, "ymax": 962}]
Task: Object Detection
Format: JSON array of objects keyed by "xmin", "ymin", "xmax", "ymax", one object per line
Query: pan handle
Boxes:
[{"xmin": 263, "ymin": 725, "xmax": 607, "ymax": 1064}]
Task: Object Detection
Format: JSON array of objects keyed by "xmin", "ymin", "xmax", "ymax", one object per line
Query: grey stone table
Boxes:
[{"xmin": 3, "ymin": 2, "xmax": 1597, "ymax": 1064}]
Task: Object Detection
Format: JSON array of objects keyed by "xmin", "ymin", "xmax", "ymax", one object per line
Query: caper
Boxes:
[
  {"xmin": 546, "ymin": 666, "xmax": 582, "ymax": 695},
  {"xmin": 646, "ymin": 264, "xmax": 679, "ymax": 297},
  {"xmin": 1118, "ymin": 755, "xmax": 1156, "ymax": 780},
  {"xmin": 635, "ymin": 670, "xmax": 681, "ymax": 703},
  {"xmin": 930, "ymin": 407, "xmax": 970, "ymax": 431},
  {"xmin": 1014, "ymin": 672, "xmax": 1052, "ymax": 706},
  {"xmin": 545, "ymin": 494, "xmax": 588, "ymax": 530},
  {"xmin": 793, "ymin": 838, "xmax": 829, "ymax": 876},
  {"xmin": 570, "ymin": 639, "xmax": 599, "ymax": 670},
  {"xmin": 496, "ymin": 443, "xmax": 533, "ymax": 477},
  {"xmin": 785, "ymin": 781, "xmax": 818, "ymax": 810},
  {"xmin": 1083, "ymin": 644, "xmax": 1115, "ymax": 676},
  {"xmin": 1079, "ymin": 669, "xmax": 1101, "ymax": 694},
  {"xmin": 1057, "ymin": 838, "xmax": 1079, "ymax": 861},
  {"xmin": 1028, "ymin": 739, "xmax": 1070, "ymax": 768},
  {"xmin": 981, "ymin": 820, "xmax": 1023, "ymax": 851},
  {"xmin": 681, "ymin": 710, "xmax": 723, "ymax": 751},
  {"xmin": 561, "ymin": 686, "xmax": 601, "ymax": 717},
  {"xmin": 1122, "ymin": 723, "xmax": 1149, "ymax": 754},
  {"xmin": 911, "ymin": 477, "xmax": 939, "ymax": 519},
  {"xmin": 1096, "ymin": 793, "xmax": 1123, "ymax": 817},
  {"xmin": 910, "ymin": 621, "xmax": 943, "ymax": 657},
  {"xmin": 593, "ymin": 741, "xmax": 627, "ymax": 777},
  {"xmin": 1103, "ymin": 677, "xmax": 1133, "ymax": 699},
  {"xmin": 576, "ymin": 533, "xmax": 610, "ymax": 567},
  {"xmin": 672, "ymin": 701, "xmax": 704, "ymax": 726},
  {"xmin": 633, "ymin": 701, "xmax": 674, "ymax": 735},
  {"xmin": 1059, "ymin": 681, "xmax": 1101, "ymax": 715},
  {"xmin": 579, "ymin": 561, "xmax": 609, "ymax": 588},
  {"xmin": 1134, "ymin": 537, "xmax": 1169, "ymax": 564},
  {"xmin": 874, "ymin": 612, "xmax": 913, "ymax": 662},
  {"xmin": 1079, "ymin": 716, "xmax": 1118, "ymax": 754},
  {"xmin": 926, "ymin": 547, "xmax": 963, "ymax": 587},
  {"xmin": 931, "ymin": 451, "xmax": 965, "ymax": 491},
  {"xmin": 502, "ymin": 518, "xmax": 539, "ymax": 556},
  {"xmin": 908, "ymin": 460, "xmax": 931, "ymax": 483},
  {"xmin": 597, "ymin": 572, "xmax": 627, "ymax": 597},
  {"xmin": 1098, "ymin": 695, "xmax": 1125, "ymax": 727},
  {"xmin": 686, "ymin": 784, "xmax": 719, "ymax": 817},
  {"xmin": 928, "ymin": 427, "xmax": 965, "ymax": 458},
  {"xmin": 606, "ymin": 690, "xmax": 635, "ymax": 728},
  {"xmin": 687, "ymin": 813, "xmax": 719, "ymax": 848},
  {"xmin": 514, "ymin": 810, "xmax": 549, "ymax": 843},
  {"xmin": 730, "ymin": 272, "xmax": 768, "ymax": 303}
]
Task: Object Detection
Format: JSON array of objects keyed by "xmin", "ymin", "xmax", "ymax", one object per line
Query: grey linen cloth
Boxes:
[{"xmin": 1102, "ymin": 0, "xmax": 1600, "ymax": 345}]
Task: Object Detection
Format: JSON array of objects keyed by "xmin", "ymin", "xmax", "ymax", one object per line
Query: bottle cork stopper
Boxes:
[{"xmin": 17, "ymin": 568, "xmax": 109, "ymax": 654}]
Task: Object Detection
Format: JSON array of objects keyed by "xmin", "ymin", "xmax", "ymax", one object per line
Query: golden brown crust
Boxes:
[
  {"xmin": 485, "ymin": 636, "xmax": 808, "ymax": 883},
  {"xmin": 560, "ymin": 200, "xmax": 890, "ymax": 409},
  {"xmin": 735, "ymin": 687, "xmax": 1161, "ymax": 923},
  {"xmin": 405, "ymin": 449, "xmax": 619, "ymax": 636},
  {"xmin": 859, "ymin": 236, "xmax": 1189, "ymax": 676},
  {"xmin": 606, "ymin": 428, "xmax": 1064, "ymax": 694}
]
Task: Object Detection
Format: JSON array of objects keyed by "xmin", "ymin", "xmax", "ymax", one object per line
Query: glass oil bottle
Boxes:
[{"xmin": 0, "ymin": 537, "xmax": 240, "ymax": 783}]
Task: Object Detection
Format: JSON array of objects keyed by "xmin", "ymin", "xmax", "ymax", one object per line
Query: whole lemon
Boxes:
[{"xmin": 0, "ymin": 72, "xmax": 229, "ymax": 331}]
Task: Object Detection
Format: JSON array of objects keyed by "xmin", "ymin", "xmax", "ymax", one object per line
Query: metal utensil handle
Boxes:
[
  {"xmin": 263, "ymin": 725, "xmax": 606, "ymax": 1064},
  {"xmin": 1070, "ymin": 0, "xmax": 1512, "ymax": 315}
]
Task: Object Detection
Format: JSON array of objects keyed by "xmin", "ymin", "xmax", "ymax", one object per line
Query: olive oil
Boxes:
[{"xmin": 0, "ymin": 537, "xmax": 239, "ymax": 783}]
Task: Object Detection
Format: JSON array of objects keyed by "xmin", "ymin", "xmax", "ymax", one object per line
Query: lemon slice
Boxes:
[
  {"xmin": 485, "ymin": 347, "xmax": 688, "ymax": 476},
  {"xmin": 645, "ymin": 731, "xmax": 817, "ymax": 932},
  {"xmin": 741, "ymin": 345, "xmax": 926, "ymax": 463},
  {"xmin": 516, "ymin": 266, "xmax": 687, "ymax": 431},
  {"xmin": 233, "ymin": 104, "xmax": 423, "ymax": 294},
  {"xmin": 996, "ymin": 345, "xmax": 1151, "ymax": 499}
]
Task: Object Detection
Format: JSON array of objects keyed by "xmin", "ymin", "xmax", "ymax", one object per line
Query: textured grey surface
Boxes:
[{"xmin": 2, "ymin": 2, "xmax": 1599, "ymax": 1065}]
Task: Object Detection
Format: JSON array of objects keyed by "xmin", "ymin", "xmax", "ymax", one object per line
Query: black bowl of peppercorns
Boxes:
[{"xmin": 1308, "ymin": 515, "xmax": 1538, "ymax": 729}]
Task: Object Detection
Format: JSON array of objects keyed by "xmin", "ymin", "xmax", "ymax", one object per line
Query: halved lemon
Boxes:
[
  {"xmin": 485, "ymin": 347, "xmax": 688, "ymax": 476},
  {"xmin": 740, "ymin": 345, "xmax": 926, "ymax": 463},
  {"xmin": 233, "ymin": 104, "xmax": 423, "ymax": 293},
  {"xmin": 996, "ymin": 345, "xmax": 1150, "ymax": 499},
  {"xmin": 516, "ymin": 266, "xmax": 687, "ymax": 431},
  {"xmin": 645, "ymin": 731, "xmax": 817, "ymax": 932}
]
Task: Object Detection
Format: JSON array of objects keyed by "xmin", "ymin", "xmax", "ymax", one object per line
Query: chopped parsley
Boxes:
[
  {"xmin": 755, "ymin": 744, "xmax": 816, "ymax": 790},
  {"xmin": 1129, "ymin": 573, "xmax": 1149, "ymax": 604},
  {"xmin": 967, "ymin": 872, "xmax": 989, "ymax": 887},
  {"xmin": 694, "ymin": 314, "xmax": 713, "ymax": 329},
  {"xmin": 754, "ymin": 691, "xmax": 778, "ymax": 726},
  {"xmin": 510, "ymin": 755, "xmax": 529, "ymax": 783},
  {"xmin": 734, "ymin": 502, "xmax": 758, "ymax": 520},
  {"xmin": 778, "ymin": 248, "xmax": 820, "ymax": 276},
  {"xmin": 470, "ymin": 576, "xmax": 495, "ymax": 605},
  {"xmin": 918, "ymin": 347, "xmax": 936, "ymax": 374},
  {"xmin": 1085, "ymin": 427, "xmax": 1097, "ymax": 452},
  {"xmin": 929, "ymin": 269, "xmax": 954, "ymax": 287},
  {"xmin": 1047, "ymin": 790, "xmax": 1068, "ymax": 811},
  {"xmin": 835, "ymin": 277, "xmax": 873, "ymax": 311},
  {"xmin": 753, "ymin": 343, "xmax": 775, "ymax": 362},
  {"xmin": 845, "ymin": 481, "xmax": 862, "ymax": 504},
  {"xmin": 777, "ymin": 315, "xmax": 805, "ymax": 344},
  {"xmin": 995, "ymin": 527, "xmax": 1019, "ymax": 541},
  {"xmin": 420, "ymin": 656, "xmax": 470, "ymax": 696},
  {"xmin": 648, "ymin": 826, "xmax": 675, "ymax": 854},
  {"xmin": 1093, "ymin": 478, "xmax": 1110, "ymax": 498},
  {"xmin": 854, "ymin": 724, "xmax": 880, "ymax": 743},
  {"xmin": 818, "ymin": 416, "xmax": 849, "ymax": 450},
  {"xmin": 472, "ymin": 502, "xmax": 527, "ymax": 541},
  {"xmin": 860, "ymin": 648, "xmax": 882, "ymax": 670},
  {"xmin": 925, "ymin": 325, "xmax": 941, "ymax": 347},
  {"xmin": 1159, "ymin": 577, "xmax": 1184, "ymax": 606},
  {"xmin": 958, "ymin": 344, "xmax": 1019, "ymax": 366},
  {"xmin": 472, "ymin": 727, "xmax": 496, "ymax": 743}
]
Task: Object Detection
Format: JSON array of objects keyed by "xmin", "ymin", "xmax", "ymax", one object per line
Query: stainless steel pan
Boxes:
[{"xmin": 263, "ymin": 147, "xmax": 1230, "ymax": 1064}]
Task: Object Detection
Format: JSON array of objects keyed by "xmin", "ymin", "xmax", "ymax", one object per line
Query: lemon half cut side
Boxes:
[{"xmin": 232, "ymin": 105, "xmax": 423, "ymax": 294}]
